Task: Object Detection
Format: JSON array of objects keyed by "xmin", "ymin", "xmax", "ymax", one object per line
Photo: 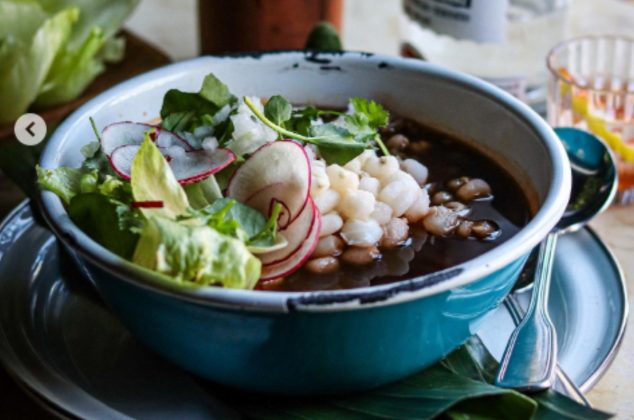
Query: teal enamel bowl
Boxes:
[{"xmin": 39, "ymin": 52, "xmax": 570, "ymax": 395}]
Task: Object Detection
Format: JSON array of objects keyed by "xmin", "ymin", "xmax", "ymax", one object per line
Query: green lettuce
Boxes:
[
  {"xmin": 0, "ymin": 3, "xmax": 76, "ymax": 124},
  {"xmin": 36, "ymin": 164, "xmax": 89, "ymax": 204},
  {"xmin": 69, "ymin": 192, "xmax": 138, "ymax": 258},
  {"xmin": 130, "ymin": 133, "xmax": 189, "ymax": 219},
  {"xmin": 0, "ymin": 0, "xmax": 138, "ymax": 124},
  {"xmin": 133, "ymin": 217, "xmax": 261, "ymax": 289}
]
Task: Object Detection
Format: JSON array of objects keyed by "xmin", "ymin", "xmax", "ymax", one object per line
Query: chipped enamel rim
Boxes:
[{"xmin": 39, "ymin": 51, "xmax": 571, "ymax": 313}]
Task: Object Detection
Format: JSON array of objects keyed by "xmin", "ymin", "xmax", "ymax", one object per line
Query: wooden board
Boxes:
[{"xmin": 0, "ymin": 31, "xmax": 171, "ymax": 141}]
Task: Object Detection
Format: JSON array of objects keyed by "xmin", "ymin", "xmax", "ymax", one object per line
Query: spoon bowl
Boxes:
[{"xmin": 556, "ymin": 127, "xmax": 618, "ymax": 234}]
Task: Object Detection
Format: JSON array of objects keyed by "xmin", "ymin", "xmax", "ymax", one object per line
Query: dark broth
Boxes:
[{"xmin": 264, "ymin": 118, "xmax": 531, "ymax": 291}]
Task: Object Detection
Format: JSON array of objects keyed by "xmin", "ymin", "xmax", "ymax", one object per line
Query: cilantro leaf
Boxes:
[
  {"xmin": 349, "ymin": 97, "xmax": 389, "ymax": 129},
  {"xmin": 264, "ymin": 95, "xmax": 293, "ymax": 127}
]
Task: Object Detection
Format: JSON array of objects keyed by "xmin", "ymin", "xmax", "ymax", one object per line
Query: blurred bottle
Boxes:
[
  {"xmin": 400, "ymin": 0, "xmax": 571, "ymax": 109},
  {"xmin": 198, "ymin": 0, "xmax": 343, "ymax": 54}
]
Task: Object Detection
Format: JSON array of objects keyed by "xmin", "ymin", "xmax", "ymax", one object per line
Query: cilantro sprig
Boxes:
[{"xmin": 244, "ymin": 95, "xmax": 390, "ymax": 165}]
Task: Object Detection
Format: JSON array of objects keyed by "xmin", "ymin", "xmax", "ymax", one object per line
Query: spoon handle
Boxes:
[{"xmin": 495, "ymin": 233, "xmax": 559, "ymax": 392}]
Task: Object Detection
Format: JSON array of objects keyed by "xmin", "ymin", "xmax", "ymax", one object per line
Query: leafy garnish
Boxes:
[
  {"xmin": 264, "ymin": 95, "xmax": 293, "ymax": 128},
  {"xmin": 183, "ymin": 176, "xmax": 223, "ymax": 209},
  {"xmin": 68, "ymin": 192, "xmax": 138, "ymax": 258},
  {"xmin": 132, "ymin": 216, "xmax": 261, "ymax": 289},
  {"xmin": 130, "ymin": 130, "xmax": 189, "ymax": 219},
  {"xmin": 160, "ymin": 73, "xmax": 235, "ymax": 134},
  {"xmin": 36, "ymin": 165, "xmax": 85, "ymax": 204},
  {"xmin": 249, "ymin": 201, "xmax": 283, "ymax": 247},
  {"xmin": 244, "ymin": 96, "xmax": 384, "ymax": 165},
  {"xmin": 191, "ymin": 198, "xmax": 283, "ymax": 250}
]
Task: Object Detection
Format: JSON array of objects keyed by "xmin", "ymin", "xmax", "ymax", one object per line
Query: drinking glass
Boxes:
[{"xmin": 547, "ymin": 35, "xmax": 634, "ymax": 204}]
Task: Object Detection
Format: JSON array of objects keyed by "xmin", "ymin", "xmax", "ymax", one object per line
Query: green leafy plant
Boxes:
[
  {"xmin": 0, "ymin": 0, "xmax": 138, "ymax": 125},
  {"xmin": 218, "ymin": 337, "xmax": 612, "ymax": 420}
]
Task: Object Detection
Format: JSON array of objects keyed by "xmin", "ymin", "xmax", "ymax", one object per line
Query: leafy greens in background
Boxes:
[
  {"xmin": 219, "ymin": 336, "xmax": 612, "ymax": 420},
  {"xmin": 0, "ymin": 0, "xmax": 138, "ymax": 124}
]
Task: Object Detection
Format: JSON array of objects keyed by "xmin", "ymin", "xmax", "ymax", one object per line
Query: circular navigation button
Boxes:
[{"xmin": 14, "ymin": 113, "xmax": 47, "ymax": 146}]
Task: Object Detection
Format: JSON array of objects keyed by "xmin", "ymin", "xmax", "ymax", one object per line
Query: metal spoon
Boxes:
[{"xmin": 495, "ymin": 128, "xmax": 618, "ymax": 392}]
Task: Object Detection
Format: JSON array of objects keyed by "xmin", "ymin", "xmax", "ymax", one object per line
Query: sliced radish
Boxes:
[
  {"xmin": 101, "ymin": 122, "xmax": 192, "ymax": 156},
  {"xmin": 260, "ymin": 200, "xmax": 321, "ymax": 280},
  {"xmin": 109, "ymin": 144, "xmax": 236, "ymax": 185},
  {"xmin": 244, "ymin": 184, "xmax": 292, "ymax": 228},
  {"xmin": 258, "ymin": 198, "xmax": 317, "ymax": 266},
  {"xmin": 227, "ymin": 141, "xmax": 310, "ymax": 228}
]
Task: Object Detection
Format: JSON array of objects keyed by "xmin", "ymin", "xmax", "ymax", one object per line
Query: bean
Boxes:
[
  {"xmin": 312, "ymin": 235, "xmax": 345, "ymax": 258},
  {"xmin": 443, "ymin": 201, "xmax": 470, "ymax": 216},
  {"xmin": 341, "ymin": 246, "xmax": 381, "ymax": 266},
  {"xmin": 447, "ymin": 176, "xmax": 470, "ymax": 191},
  {"xmin": 456, "ymin": 178, "xmax": 492, "ymax": 202},
  {"xmin": 387, "ymin": 134, "xmax": 410, "ymax": 152},
  {"xmin": 408, "ymin": 140, "xmax": 431, "ymax": 154},
  {"xmin": 432, "ymin": 191, "xmax": 453, "ymax": 205},
  {"xmin": 305, "ymin": 257, "xmax": 340, "ymax": 274},
  {"xmin": 456, "ymin": 220, "xmax": 474, "ymax": 238},
  {"xmin": 472, "ymin": 220, "xmax": 500, "ymax": 239}
]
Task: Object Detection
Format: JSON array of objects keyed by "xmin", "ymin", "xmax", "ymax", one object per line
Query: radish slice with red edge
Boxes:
[
  {"xmin": 227, "ymin": 140, "xmax": 310, "ymax": 228},
  {"xmin": 109, "ymin": 144, "xmax": 236, "ymax": 185},
  {"xmin": 260, "ymin": 200, "xmax": 321, "ymax": 281},
  {"xmin": 258, "ymin": 197, "xmax": 317, "ymax": 266},
  {"xmin": 131, "ymin": 201, "xmax": 164, "ymax": 208},
  {"xmin": 101, "ymin": 122, "xmax": 193, "ymax": 156}
]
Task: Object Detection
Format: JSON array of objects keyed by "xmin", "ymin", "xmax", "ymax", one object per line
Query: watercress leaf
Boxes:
[
  {"xmin": 160, "ymin": 90, "xmax": 217, "ymax": 121},
  {"xmin": 199, "ymin": 73, "xmax": 233, "ymax": 108},
  {"xmin": 309, "ymin": 123, "xmax": 366, "ymax": 165},
  {"xmin": 132, "ymin": 216, "xmax": 261, "ymax": 289},
  {"xmin": 349, "ymin": 97, "xmax": 389, "ymax": 129},
  {"xmin": 264, "ymin": 95, "xmax": 293, "ymax": 127},
  {"xmin": 130, "ymin": 133, "xmax": 189, "ymax": 219},
  {"xmin": 287, "ymin": 105, "xmax": 325, "ymax": 136},
  {"xmin": 69, "ymin": 192, "xmax": 138, "ymax": 258},
  {"xmin": 317, "ymin": 142, "xmax": 366, "ymax": 165},
  {"xmin": 308, "ymin": 123, "xmax": 352, "ymax": 142},
  {"xmin": 161, "ymin": 110, "xmax": 195, "ymax": 132}
]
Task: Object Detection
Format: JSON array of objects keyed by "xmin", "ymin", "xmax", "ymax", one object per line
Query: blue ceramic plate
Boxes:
[{"xmin": 0, "ymin": 202, "xmax": 627, "ymax": 419}]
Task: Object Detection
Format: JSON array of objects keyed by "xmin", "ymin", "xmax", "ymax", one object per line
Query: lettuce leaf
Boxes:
[
  {"xmin": 36, "ymin": 164, "xmax": 87, "ymax": 204},
  {"xmin": 0, "ymin": 0, "xmax": 137, "ymax": 123},
  {"xmin": 33, "ymin": 0, "xmax": 138, "ymax": 107},
  {"xmin": 0, "ymin": 5, "xmax": 77, "ymax": 124},
  {"xmin": 69, "ymin": 192, "xmax": 138, "ymax": 258},
  {"xmin": 133, "ymin": 217, "xmax": 261, "ymax": 289},
  {"xmin": 130, "ymin": 133, "xmax": 189, "ymax": 219}
]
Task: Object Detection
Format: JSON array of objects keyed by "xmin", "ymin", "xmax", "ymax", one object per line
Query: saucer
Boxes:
[{"xmin": 0, "ymin": 202, "xmax": 627, "ymax": 418}]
